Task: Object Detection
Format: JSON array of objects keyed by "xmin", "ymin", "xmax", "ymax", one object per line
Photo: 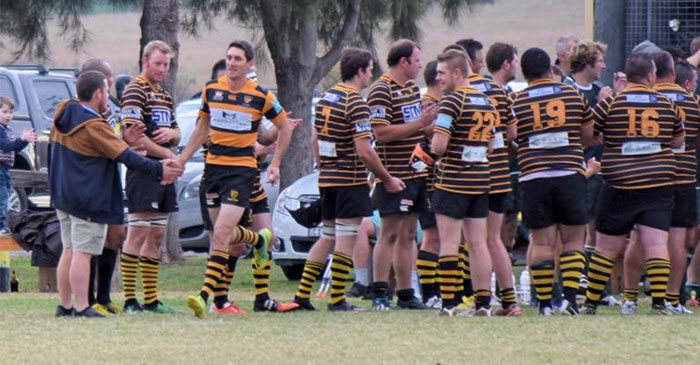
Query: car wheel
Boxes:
[
  {"xmin": 8, "ymin": 186, "xmax": 28, "ymax": 213},
  {"xmin": 281, "ymin": 263, "xmax": 305, "ymax": 281}
]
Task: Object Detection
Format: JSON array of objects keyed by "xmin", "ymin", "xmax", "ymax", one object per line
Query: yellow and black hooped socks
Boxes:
[
  {"xmin": 417, "ymin": 250, "xmax": 439, "ymax": 301},
  {"xmin": 232, "ymin": 226, "xmax": 263, "ymax": 249},
  {"xmin": 213, "ymin": 256, "xmax": 238, "ymax": 309},
  {"xmin": 438, "ymin": 255, "xmax": 460, "ymax": 308},
  {"xmin": 120, "ymin": 252, "xmax": 139, "ymax": 303},
  {"xmin": 584, "ymin": 251, "xmax": 615, "ymax": 305},
  {"xmin": 666, "ymin": 291, "xmax": 680, "ymax": 307},
  {"xmin": 623, "ymin": 288, "xmax": 638, "ymax": 303},
  {"xmin": 199, "ymin": 250, "xmax": 229, "ymax": 303},
  {"xmin": 458, "ymin": 243, "xmax": 473, "ymax": 298},
  {"xmin": 139, "ymin": 256, "xmax": 160, "ymax": 306},
  {"xmin": 560, "ymin": 250, "xmax": 586, "ymax": 303},
  {"xmin": 295, "ymin": 260, "xmax": 325, "ymax": 300},
  {"xmin": 475, "ymin": 289, "xmax": 491, "ymax": 310},
  {"xmin": 500, "ymin": 287, "xmax": 517, "ymax": 309},
  {"xmin": 329, "ymin": 251, "xmax": 353, "ymax": 305},
  {"xmin": 646, "ymin": 257, "xmax": 671, "ymax": 307},
  {"xmin": 530, "ymin": 260, "xmax": 555, "ymax": 309},
  {"xmin": 252, "ymin": 255, "xmax": 272, "ymax": 303}
]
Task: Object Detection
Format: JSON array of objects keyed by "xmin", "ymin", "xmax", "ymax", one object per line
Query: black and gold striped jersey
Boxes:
[
  {"xmin": 434, "ymin": 86, "xmax": 495, "ymax": 195},
  {"xmin": 250, "ymin": 160, "xmax": 266, "ymax": 203},
  {"xmin": 120, "ymin": 76, "xmax": 177, "ymax": 152},
  {"xmin": 315, "ymin": 83, "xmax": 372, "ymax": 187},
  {"xmin": 654, "ymin": 83, "xmax": 700, "ymax": 185},
  {"xmin": 469, "ymin": 74, "xmax": 512, "ymax": 194},
  {"xmin": 368, "ymin": 75, "xmax": 426, "ymax": 181},
  {"xmin": 509, "ymin": 78, "xmax": 592, "ymax": 179},
  {"xmin": 593, "ymin": 84, "xmax": 685, "ymax": 189},
  {"xmin": 421, "ymin": 93, "xmax": 440, "ymax": 193},
  {"xmin": 199, "ymin": 76, "xmax": 287, "ymax": 168}
]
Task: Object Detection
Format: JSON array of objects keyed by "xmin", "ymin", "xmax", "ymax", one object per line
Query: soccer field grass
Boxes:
[{"xmin": 1, "ymin": 256, "xmax": 699, "ymax": 364}]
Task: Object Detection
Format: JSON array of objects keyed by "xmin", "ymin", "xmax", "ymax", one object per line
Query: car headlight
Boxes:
[
  {"xmin": 180, "ymin": 179, "xmax": 200, "ymax": 201},
  {"xmin": 275, "ymin": 191, "xmax": 300, "ymax": 216}
]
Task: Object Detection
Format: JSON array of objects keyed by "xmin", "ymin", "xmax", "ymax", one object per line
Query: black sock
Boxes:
[
  {"xmin": 88, "ymin": 256, "xmax": 97, "ymax": 306},
  {"xmin": 373, "ymin": 281, "xmax": 389, "ymax": 298},
  {"xmin": 96, "ymin": 248, "xmax": 118, "ymax": 305},
  {"xmin": 396, "ymin": 288, "xmax": 414, "ymax": 302}
]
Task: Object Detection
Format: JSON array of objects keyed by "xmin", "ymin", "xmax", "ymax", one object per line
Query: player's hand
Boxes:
[
  {"xmin": 266, "ymin": 164, "xmax": 280, "ymax": 184},
  {"xmin": 384, "ymin": 176, "xmax": 406, "ymax": 193},
  {"xmin": 586, "ymin": 157, "xmax": 601, "ymax": 174},
  {"xmin": 286, "ymin": 112, "xmax": 302, "ymax": 130},
  {"xmin": 613, "ymin": 72, "xmax": 627, "ymax": 93},
  {"xmin": 597, "ymin": 86, "xmax": 613, "ymax": 102},
  {"xmin": 152, "ymin": 127, "xmax": 177, "ymax": 144},
  {"xmin": 21, "ymin": 129, "xmax": 37, "ymax": 143},
  {"xmin": 418, "ymin": 103, "xmax": 438, "ymax": 128},
  {"xmin": 160, "ymin": 158, "xmax": 183, "ymax": 185},
  {"xmin": 123, "ymin": 122, "xmax": 145, "ymax": 145},
  {"xmin": 131, "ymin": 143, "xmax": 147, "ymax": 156}
]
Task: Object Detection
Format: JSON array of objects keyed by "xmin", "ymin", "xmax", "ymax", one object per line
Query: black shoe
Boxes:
[
  {"xmin": 123, "ymin": 299, "xmax": 144, "ymax": 313},
  {"xmin": 580, "ymin": 302, "xmax": 598, "ymax": 315},
  {"xmin": 361, "ymin": 290, "xmax": 375, "ymax": 301},
  {"xmin": 327, "ymin": 300, "xmax": 366, "ymax": 312},
  {"xmin": 74, "ymin": 307, "xmax": 105, "ymax": 318},
  {"xmin": 55, "ymin": 305, "xmax": 74, "ymax": 317},
  {"xmin": 397, "ymin": 296, "xmax": 429, "ymax": 310},
  {"xmin": 347, "ymin": 282, "xmax": 367, "ymax": 298},
  {"xmin": 293, "ymin": 296, "xmax": 316, "ymax": 311}
]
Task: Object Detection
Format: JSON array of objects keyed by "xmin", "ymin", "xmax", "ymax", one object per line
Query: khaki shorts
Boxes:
[{"xmin": 56, "ymin": 210, "xmax": 108, "ymax": 255}]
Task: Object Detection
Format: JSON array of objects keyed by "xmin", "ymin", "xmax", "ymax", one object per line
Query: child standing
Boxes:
[{"xmin": 0, "ymin": 96, "xmax": 36, "ymax": 234}]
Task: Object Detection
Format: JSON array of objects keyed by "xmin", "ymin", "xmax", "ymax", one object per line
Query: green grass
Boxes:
[{"xmin": 2, "ymin": 255, "xmax": 700, "ymax": 364}]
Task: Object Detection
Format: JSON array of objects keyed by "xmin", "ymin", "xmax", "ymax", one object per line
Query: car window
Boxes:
[
  {"xmin": 33, "ymin": 80, "xmax": 72, "ymax": 119},
  {"xmin": 0, "ymin": 75, "xmax": 19, "ymax": 110}
]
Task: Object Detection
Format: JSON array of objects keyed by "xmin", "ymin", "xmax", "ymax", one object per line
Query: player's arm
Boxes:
[
  {"xmin": 430, "ymin": 94, "xmax": 459, "ymax": 157},
  {"xmin": 311, "ymin": 127, "xmax": 320, "ymax": 167},
  {"xmin": 670, "ymin": 103, "xmax": 686, "ymax": 149},
  {"xmin": 120, "ymin": 84, "xmax": 175, "ymax": 159},
  {"xmin": 368, "ymin": 84, "xmax": 437, "ymax": 143},
  {"xmin": 590, "ymin": 95, "xmax": 612, "ymax": 146},
  {"xmin": 179, "ymin": 115, "xmax": 209, "ymax": 166},
  {"xmin": 579, "ymin": 93, "xmax": 596, "ymax": 147},
  {"xmin": 263, "ymin": 92, "xmax": 296, "ymax": 183}
]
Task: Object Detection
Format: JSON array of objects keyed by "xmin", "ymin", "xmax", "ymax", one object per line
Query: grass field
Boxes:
[{"xmin": 2, "ymin": 255, "xmax": 700, "ymax": 364}]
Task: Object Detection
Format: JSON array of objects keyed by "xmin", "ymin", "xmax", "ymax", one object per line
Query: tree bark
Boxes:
[
  {"xmin": 138, "ymin": 0, "xmax": 181, "ymax": 97},
  {"xmin": 139, "ymin": 0, "xmax": 184, "ymax": 263}
]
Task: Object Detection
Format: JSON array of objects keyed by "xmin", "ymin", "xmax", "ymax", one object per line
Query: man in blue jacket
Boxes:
[{"xmin": 51, "ymin": 70, "xmax": 182, "ymax": 318}]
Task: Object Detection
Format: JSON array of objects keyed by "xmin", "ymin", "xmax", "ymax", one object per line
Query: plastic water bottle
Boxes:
[
  {"xmin": 518, "ymin": 269, "xmax": 531, "ymax": 305},
  {"xmin": 490, "ymin": 272, "xmax": 496, "ymax": 293}
]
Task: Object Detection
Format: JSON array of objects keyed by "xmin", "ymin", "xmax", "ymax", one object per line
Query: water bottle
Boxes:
[
  {"xmin": 490, "ymin": 272, "xmax": 496, "ymax": 293},
  {"xmin": 518, "ymin": 269, "xmax": 531, "ymax": 305}
]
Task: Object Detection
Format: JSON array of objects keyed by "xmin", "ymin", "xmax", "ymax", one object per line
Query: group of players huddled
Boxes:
[{"xmin": 52, "ymin": 33, "xmax": 700, "ymax": 318}]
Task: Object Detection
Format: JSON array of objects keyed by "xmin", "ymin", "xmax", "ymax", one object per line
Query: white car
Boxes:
[{"xmin": 271, "ymin": 171, "xmax": 321, "ymax": 280}]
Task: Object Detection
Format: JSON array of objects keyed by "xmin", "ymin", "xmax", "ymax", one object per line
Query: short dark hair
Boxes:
[
  {"xmin": 691, "ymin": 36, "xmax": 700, "ymax": 56},
  {"xmin": 520, "ymin": 47, "xmax": 551, "ymax": 80},
  {"xmin": 675, "ymin": 60, "xmax": 697, "ymax": 86},
  {"xmin": 486, "ymin": 43, "xmax": 517, "ymax": 73},
  {"xmin": 387, "ymin": 39, "xmax": 418, "ymax": 67},
  {"xmin": 625, "ymin": 53, "xmax": 655, "ymax": 84},
  {"xmin": 211, "ymin": 59, "xmax": 226, "ymax": 79},
  {"xmin": 424, "ymin": 60, "xmax": 439, "ymax": 87},
  {"xmin": 651, "ymin": 51, "xmax": 674, "ymax": 79},
  {"xmin": 340, "ymin": 47, "xmax": 373, "ymax": 82},
  {"xmin": 76, "ymin": 71, "xmax": 107, "ymax": 102},
  {"xmin": 455, "ymin": 38, "xmax": 483, "ymax": 62},
  {"xmin": 228, "ymin": 40, "xmax": 254, "ymax": 61},
  {"xmin": 443, "ymin": 44, "xmax": 466, "ymax": 54}
]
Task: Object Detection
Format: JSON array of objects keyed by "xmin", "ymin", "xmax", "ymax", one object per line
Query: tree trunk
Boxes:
[
  {"xmin": 139, "ymin": 0, "xmax": 184, "ymax": 263},
  {"xmin": 594, "ymin": 0, "xmax": 625, "ymax": 86},
  {"xmin": 138, "ymin": 0, "xmax": 180, "ymax": 98}
]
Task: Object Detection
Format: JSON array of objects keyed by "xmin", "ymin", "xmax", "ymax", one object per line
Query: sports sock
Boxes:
[
  {"xmin": 646, "ymin": 257, "xmax": 671, "ymax": 307},
  {"xmin": 560, "ymin": 251, "xmax": 586, "ymax": 303},
  {"xmin": 458, "ymin": 243, "xmax": 473, "ymax": 297},
  {"xmin": 139, "ymin": 256, "xmax": 160, "ymax": 306},
  {"xmin": 623, "ymin": 288, "xmax": 638, "ymax": 303},
  {"xmin": 199, "ymin": 250, "xmax": 229, "ymax": 303},
  {"xmin": 96, "ymin": 248, "xmax": 118, "ymax": 305},
  {"xmin": 329, "ymin": 251, "xmax": 353, "ymax": 305},
  {"xmin": 475, "ymin": 289, "xmax": 491, "ymax": 310},
  {"xmin": 354, "ymin": 268, "xmax": 370, "ymax": 286},
  {"xmin": 417, "ymin": 250, "xmax": 438, "ymax": 300},
  {"xmin": 500, "ymin": 287, "xmax": 516, "ymax": 309},
  {"xmin": 585, "ymin": 251, "xmax": 615, "ymax": 304},
  {"xmin": 120, "ymin": 252, "xmax": 139, "ymax": 302},
  {"xmin": 531, "ymin": 260, "xmax": 555, "ymax": 309},
  {"xmin": 295, "ymin": 260, "xmax": 324, "ymax": 300},
  {"xmin": 372, "ymin": 281, "xmax": 389, "ymax": 299},
  {"xmin": 88, "ymin": 256, "xmax": 97, "ymax": 306},
  {"xmin": 213, "ymin": 256, "xmax": 237, "ymax": 309},
  {"xmin": 252, "ymin": 254, "xmax": 272, "ymax": 303},
  {"xmin": 666, "ymin": 291, "xmax": 680, "ymax": 307},
  {"xmin": 438, "ymin": 255, "xmax": 459, "ymax": 308},
  {"xmin": 232, "ymin": 226, "xmax": 263, "ymax": 249}
]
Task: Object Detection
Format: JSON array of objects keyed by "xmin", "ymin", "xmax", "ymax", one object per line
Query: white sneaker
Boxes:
[
  {"xmin": 620, "ymin": 300, "xmax": 638, "ymax": 315},
  {"xmin": 539, "ymin": 306, "xmax": 554, "ymax": 316},
  {"xmin": 474, "ymin": 307, "xmax": 492, "ymax": 317},
  {"xmin": 601, "ymin": 295, "xmax": 619, "ymax": 307},
  {"xmin": 666, "ymin": 302, "xmax": 693, "ymax": 315},
  {"xmin": 425, "ymin": 296, "xmax": 442, "ymax": 310},
  {"xmin": 439, "ymin": 306, "xmax": 469, "ymax": 317}
]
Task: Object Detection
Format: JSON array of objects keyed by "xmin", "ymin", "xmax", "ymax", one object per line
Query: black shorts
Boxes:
[
  {"xmin": 199, "ymin": 164, "xmax": 256, "ymax": 209},
  {"xmin": 585, "ymin": 174, "xmax": 603, "ymax": 220},
  {"xmin": 432, "ymin": 189, "xmax": 488, "ymax": 219},
  {"xmin": 200, "ymin": 191, "xmax": 256, "ymax": 230},
  {"xmin": 250, "ymin": 197, "xmax": 270, "ymax": 215},
  {"xmin": 320, "ymin": 184, "xmax": 373, "ymax": 220},
  {"xmin": 372, "ymin": 178, "xmax": 428, "ymax": 217},
  {"xmin": 505, "ymin": 173, "xmax": 520, "ymax": 215},
  {"xmin": 596, "ymin": 184, "xmax": 674, "ymax": 235},
  {"xmin": 419, "ymin": 191, "xmax": 437, "ymax": 230},
  {"xmin": 126, "ymin": 166, "xmax": 178, "ymax": 214},
  {"xmin": 488, "ymin": 192, "xmax": 508, "ymax": 214},
  {"xmin": 520, "ymin": 173, "xmax": 587, "ymax": 230},
  {"xmin": 671, "ymin": 184, "xmax": 698, "ymax": 228}
]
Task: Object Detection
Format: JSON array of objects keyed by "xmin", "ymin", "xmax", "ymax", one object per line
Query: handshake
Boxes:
[
  {"xmin": 123, "ymin": 121, "xmax": 184, "ymax": 186},
  {"xmin": 159, "ymin": 158, "xmax": 183, "ymax": 185}
]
